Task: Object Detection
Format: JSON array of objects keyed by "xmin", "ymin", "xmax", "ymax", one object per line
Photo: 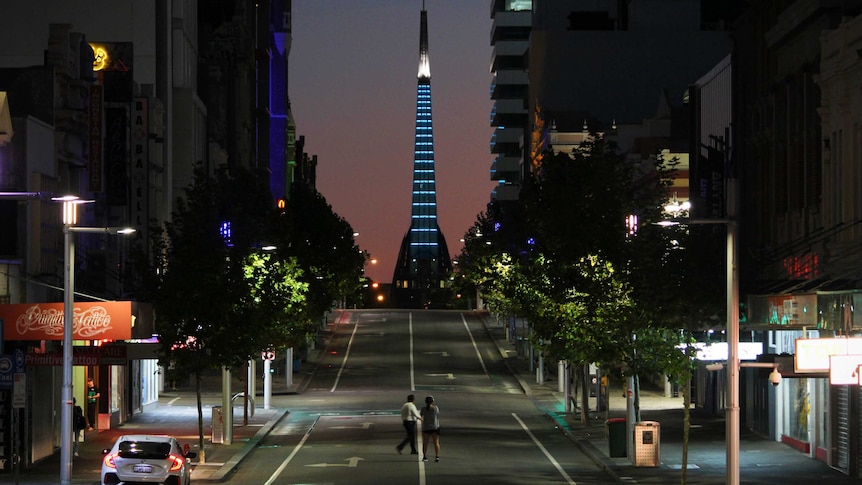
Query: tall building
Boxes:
[
  {"xmin": 489, "ymin": 0, "xmax": 531, "ymax": 203},
  {"xmin": 199, "ymin": 0, "xmax": 296, "ymax": 198},
  {"xmin": 0, "ymin": 1, "xmax": 207, "ymax": 466},
  {"xmin": 392, "ymin": 6, "xmax": 452, "ymax": 308}
]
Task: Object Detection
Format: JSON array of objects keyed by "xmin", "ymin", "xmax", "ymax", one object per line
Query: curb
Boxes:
[
  {"xmin": 573, "ymin": 438, "xmax": 634, "ymax": 484},
  {"xmin": 195, "ymin": 408, "xmax": 290, "ymax": 482}
]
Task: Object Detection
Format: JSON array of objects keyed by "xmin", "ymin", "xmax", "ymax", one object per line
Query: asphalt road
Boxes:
[{"xmin": 222, "ymin": 309, "xmax": 611, "ymax": 485}]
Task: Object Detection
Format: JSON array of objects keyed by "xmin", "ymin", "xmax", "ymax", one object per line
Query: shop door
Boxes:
[{"xmin": 832, "ymin": 385, "xmax": 850, "ymax": 474}]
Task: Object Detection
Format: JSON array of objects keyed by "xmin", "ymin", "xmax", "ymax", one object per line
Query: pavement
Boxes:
[{"xmin": 9, "ymin": 309, "xmax": 859, "ymax": 484}]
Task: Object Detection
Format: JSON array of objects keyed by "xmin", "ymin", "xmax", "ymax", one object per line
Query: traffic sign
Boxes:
[{"xmin": 0, "ymin": 349, "xmax": 25, "ymax": 391}]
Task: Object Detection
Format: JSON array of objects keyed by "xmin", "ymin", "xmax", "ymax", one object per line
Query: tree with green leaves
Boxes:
[
  {"xmin": 133, "ymin": 164, "xmax": 309, "ymax": 459},
  {"xmin": 275, "ymin": 183, "xmax": 366, "ymax": 325},
  {"xmin": 518, "ymin": 140, "xmax": 673, "ymax": 415},
  {"xmin": 460, "ymin": 138, "xmax": 722, "ymax": 482},
  {"xmin": 462, "ymin": 138, "xmax": 688, "ymax": 414}
]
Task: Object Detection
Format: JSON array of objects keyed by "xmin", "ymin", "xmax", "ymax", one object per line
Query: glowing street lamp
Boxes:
[{"xmin": 54, "ymin": 196, "xmax": 135, "ymax": 485}]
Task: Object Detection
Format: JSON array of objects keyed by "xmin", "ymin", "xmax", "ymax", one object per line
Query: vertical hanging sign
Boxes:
[
  {"xmin": 105, "ymin": 107, "xmax": 128, "ymax": 205},
  {"xmin": 88, "ymin": 85, "xmax": 103, "ymax": 192},
  {"xmin": 132, "ymin": 98, "xmax": 148, "ymax": 241}
]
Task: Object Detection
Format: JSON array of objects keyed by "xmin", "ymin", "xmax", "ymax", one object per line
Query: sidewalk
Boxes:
[
  {"xmin": 11, "ymin": 359, "xmax": 313, "ymax": 485},
  {"xmin": 478, "ymin": 311, "xmax": 859, "ymax": 485}
]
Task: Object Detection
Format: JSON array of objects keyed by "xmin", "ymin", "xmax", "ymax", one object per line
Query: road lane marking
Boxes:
[
  {"xmin": 330, "ymin": 422, "xmax": 374, "ymax": 429},
  {"xmin": 263, "ymin": 416, "xmax": 319, "ymax": 485},
  {"xmin": 410, "ymin": 312, "xmax": 416, "ymax": 391},
  {"xmin": 424, "ymin": 351, "xmax": 450, "ymax": 357},
  {"xmin": 425, "ymin": 373, "xmax": 455, "ymax": 380},
  {"xmin": 418, "ymin": 443, "xmax": 426, "ymax": 485},
  {"xmin": 461, "ymin": 313, "xmax": 491, "ymax": 381},
  {"xmin": 306, "ymin": 456, "xmax": 364, "ymax": 468},
  {"xmin": 330, "ymin": 316, "xmax": 360, "ymax": 392},
  {"xmin": 512, "ymin": 413, "xmax": 576, "ymax": 485}
]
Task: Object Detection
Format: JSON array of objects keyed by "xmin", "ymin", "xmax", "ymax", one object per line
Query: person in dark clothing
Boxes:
[
  {"xmin": 86, "ymin": 377, "xmax": 100, "ymax": 430},
  {"xmin": 396, "ymin": 394, "xmax": 422, "ymax": 454},
  {"xmin": 73, "ymin": 398, "xmax": 86, "ymax": 457}
]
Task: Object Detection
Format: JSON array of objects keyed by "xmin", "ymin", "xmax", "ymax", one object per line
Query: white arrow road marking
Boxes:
[
  {"xmin": 426, "ymin": 373, "xmax": 455, "ymax": 380},
  {"xmin": 424, "ymin": 351, "xmax": 450, "ymax": 357},
  {"xmin": 330, "ymin": 422, "xmax": 374, "ymax": 430},
  {"xmin": 306, "ymin": 457, "xmax": 365, "ymax": 468}
]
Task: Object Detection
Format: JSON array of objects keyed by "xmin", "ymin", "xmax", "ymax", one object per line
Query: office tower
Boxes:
[{"xmin": 489, "ymin": 0, "xmax": 532, "ymax": 203}]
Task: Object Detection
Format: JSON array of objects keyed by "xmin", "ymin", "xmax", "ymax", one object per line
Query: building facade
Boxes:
[
  {"xmin": 684, "ymin": 0, "xmax": 862, "ymax": 477},
  {"xmin": 489, "ymin": 0, "xmax": 532, "ymax": 203}
]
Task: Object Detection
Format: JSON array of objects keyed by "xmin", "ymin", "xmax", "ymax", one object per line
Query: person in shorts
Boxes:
[{"xmin": 420, "ymin": 395, "xmax": 440, "ymax": 462}]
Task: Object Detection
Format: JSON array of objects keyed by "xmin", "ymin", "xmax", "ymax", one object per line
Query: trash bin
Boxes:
[
  {"xmin": 606, "ymin": 417, "xmax": 627, "ymax": 457},
  {"xmin": 211, "ymin": 406, "xmax": 224, "ymax": 444},
  {"xmin": 633, "ymin": 421, "xmax": 660, "ymax": 467}
]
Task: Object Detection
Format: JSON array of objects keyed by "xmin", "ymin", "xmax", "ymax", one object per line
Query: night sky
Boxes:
[{"xmin": 289, "ymin": 1, "xmax": 495, "ymax": 283}]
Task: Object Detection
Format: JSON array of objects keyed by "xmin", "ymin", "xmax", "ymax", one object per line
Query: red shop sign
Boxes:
[{"xmin": 0, "ymin": 302, "xmax": 133, "ymax": 341}]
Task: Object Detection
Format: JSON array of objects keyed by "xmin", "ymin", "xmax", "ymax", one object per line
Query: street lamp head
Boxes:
[{"xmin": 51, "ymin": 196, "xmax": 94, "ymax": 225}]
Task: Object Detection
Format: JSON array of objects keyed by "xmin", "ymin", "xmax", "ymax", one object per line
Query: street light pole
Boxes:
[
  {"xmin": 726, "ymin": 177, "xmax": 740, "ymax": 485},
  {"xmin": 60, "ymin": 219, "xmax": 75, "ymax": 485},
  {"xmin": 57, "ymin": 195, "xmax": 88, "ymax": 485},
  {"xmin": 658, "ymin": 175, "xmax": 739, "ymax": 485},
  {"xmin": 55, "ymin": 196, "xmax": 134, "ymax": 484}
]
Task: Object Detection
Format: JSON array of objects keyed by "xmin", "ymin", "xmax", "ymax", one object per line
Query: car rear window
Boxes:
[{"xmin": 117, "ymin": 441, "xmax": 172, "ymax": 459}]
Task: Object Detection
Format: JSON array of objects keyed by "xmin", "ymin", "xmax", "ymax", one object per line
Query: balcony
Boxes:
[
  {"xmin": 490, "ymin": 154, "xmax": 521, "ymax": 181},
  {"xmin": 492, "ymin": 183, "xmax": 520, "ymax": 201}
]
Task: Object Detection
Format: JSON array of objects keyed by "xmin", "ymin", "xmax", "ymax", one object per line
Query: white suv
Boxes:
[{"xmin": 101, "ymin": 434, "xmax": 196, "ymax": 485}]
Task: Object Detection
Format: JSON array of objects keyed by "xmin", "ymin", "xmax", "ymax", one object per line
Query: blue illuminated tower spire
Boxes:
[{"xmin": 392, "ymin": 4, "xmax": 452, "ymax": 308}]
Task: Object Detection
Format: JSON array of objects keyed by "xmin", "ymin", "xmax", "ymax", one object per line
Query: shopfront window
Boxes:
[
  {"xmin": 784, "ymin": 377, "xmax": 811, "ymax": 442},
  {"xmin": 111, "ymin": 364, "xmax": 122, "ymax": 414}
]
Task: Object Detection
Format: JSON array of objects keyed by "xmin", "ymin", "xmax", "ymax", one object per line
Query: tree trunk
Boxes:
[
  {"xmin": 580, "ymin": 363, "xmax": 590, "ymax": 425},
  {"xmin": 681, "ymin": 374, "xmax": 692, "ymax": 484},
  {"xmin": 195, "ymin": 371, "xmax": 205, "ymax": 463},
  {"xmin": 243, "ymin": 361, "xmax": 249, "ymax": 425}
]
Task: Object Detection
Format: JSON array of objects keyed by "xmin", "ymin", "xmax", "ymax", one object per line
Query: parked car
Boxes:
[{"xmin": 101, "ymin": 434, "xmax": 196, "ymax": 485}]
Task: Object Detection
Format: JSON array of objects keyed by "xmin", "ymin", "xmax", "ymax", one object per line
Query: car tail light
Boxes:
[
  {"xmin": 169, "ymin": 454, "xmax": 185, "ymax": 471},
  {"xmin": 104, "ymin": 453, "xmax": 118, "ymax": 469}
]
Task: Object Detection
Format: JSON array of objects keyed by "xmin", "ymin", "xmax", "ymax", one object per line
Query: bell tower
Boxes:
[{"xmin": 392, "ymin": 5, "xmax": 452, "ymax": 308}]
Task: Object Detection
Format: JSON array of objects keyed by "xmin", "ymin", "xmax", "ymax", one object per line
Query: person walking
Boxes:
[
  {"xmin": 73, "ymin": 398, "xmax": 86, "ymax": 457},
  {"xmin": 419, "ymin": 395, "xmax": 440, "ymax": 462},
  {"xmin": 86, "ymin": 377, "xmax": 100, "ymax": 430},
  {"xmin": 396, "ymin": 394, "xmax": 422, "ymax": 454}
]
